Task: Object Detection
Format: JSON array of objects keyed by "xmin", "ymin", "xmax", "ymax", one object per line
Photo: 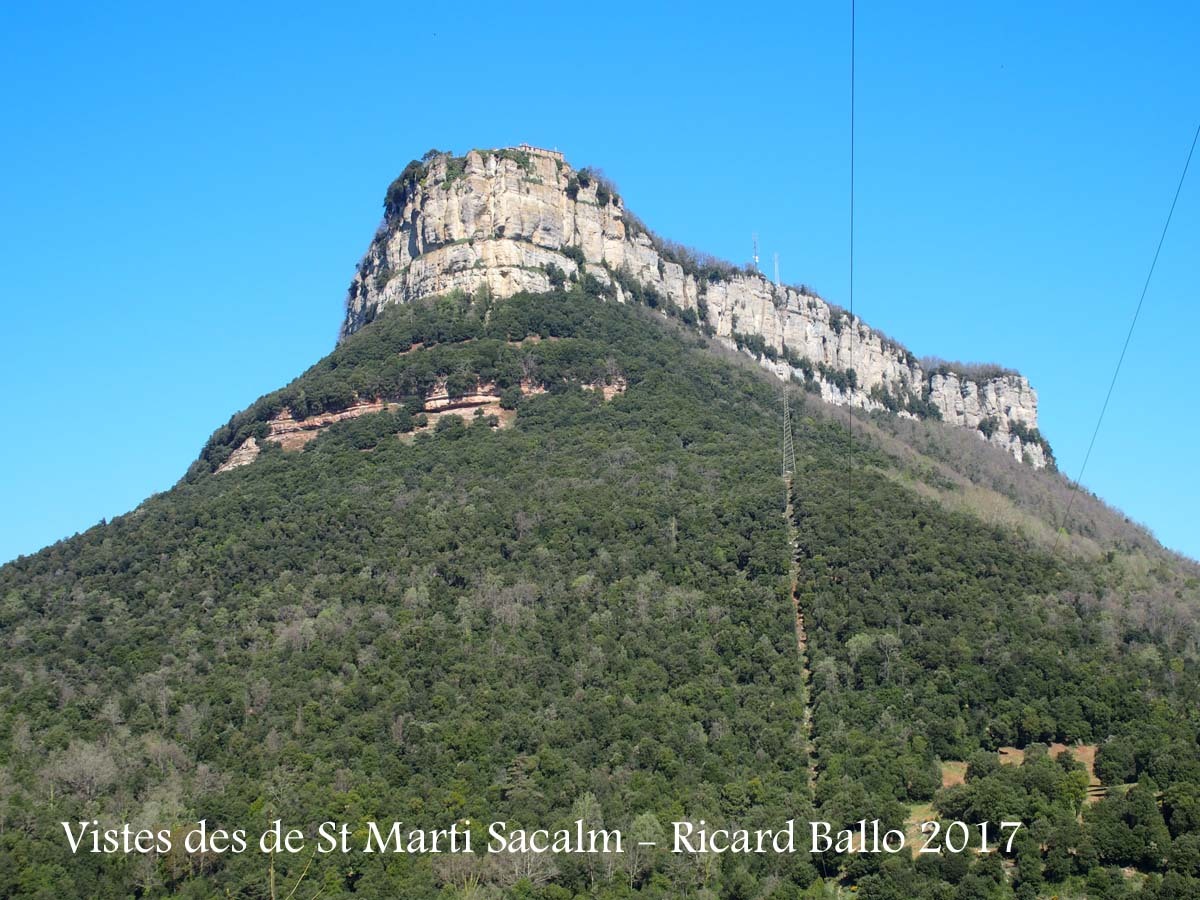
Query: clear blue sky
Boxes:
[{"xmin": 1, "ymin": 1, "xmax": 1197, "ymax": 563}]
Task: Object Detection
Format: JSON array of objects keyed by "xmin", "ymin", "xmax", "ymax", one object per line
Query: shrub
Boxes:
[
  {"xmin": 384, "ymin": 159, "xmax": 427, "ymax": 214},
  {"xmin": 497, "ymin": 148, "xmax": 534, "ymax": 173},
  {"xmin": 921, "ymin": 356, "xmax": 1019, "ymax": 380},
  {"xmin": 561, "ymin": 244, "xmax": 586, "ymax": 268},
  {"xmin": 1009, "ymin": 420, "xmax": 1055, "ymax": 465},
  {"xmin": 578, "ymin": 167, "xmax": 617, "ymax": 206},
  {"xmin": 817, "ymin": 363, "xmax": 857, "ymax": 393},
  {"xmin": 500, "ymin": 387, "xmax": 523, "ymax": 410},
  {"xmin": 733, "ymin": 331, "xmax": 777, "ymax": 362},
  {"xmin": 434, "ymin": 414, "xmax": 466, "ymax": 434},
  {"xmin": 443, "ymin": 155, "xmax": 467, "ymax": 187}
]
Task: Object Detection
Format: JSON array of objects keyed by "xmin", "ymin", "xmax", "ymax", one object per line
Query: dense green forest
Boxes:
[
  {"xmin": 1, "ymin": 283, "xmax": 1198, "ymax": 898},
  {"xmin": 791, "ymin": 428, "xmax": 1200, "ymax": 898}
]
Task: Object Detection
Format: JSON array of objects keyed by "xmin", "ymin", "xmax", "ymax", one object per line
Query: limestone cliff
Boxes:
[{"xmin": 340, "ymin": 147, "xmax": 1051, "ymax": 467}]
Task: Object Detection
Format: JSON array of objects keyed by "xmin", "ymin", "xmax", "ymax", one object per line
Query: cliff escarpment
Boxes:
[{"xmin": 342, "ymin": 147, "xmax": 1051, "ymax": 467}]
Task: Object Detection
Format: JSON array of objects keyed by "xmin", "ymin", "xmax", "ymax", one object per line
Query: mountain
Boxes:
[
  {"xmin": 343, "ymin": 146, "xmax": 1050, "ymax": 469},
  {"xmin": 1, "ymin": 150, "xmax": 1198, "ymax": 900}
]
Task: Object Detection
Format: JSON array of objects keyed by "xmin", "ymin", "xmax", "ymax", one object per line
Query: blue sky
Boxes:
[{"xmin": 1, "ymin": 1, "xmax": 1197, "ymax": 562}]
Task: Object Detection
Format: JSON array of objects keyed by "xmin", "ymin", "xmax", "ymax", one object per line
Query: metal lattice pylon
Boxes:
[{"xmin": 782, "ymin": 393, "xmax": 797, "ymax": 479}]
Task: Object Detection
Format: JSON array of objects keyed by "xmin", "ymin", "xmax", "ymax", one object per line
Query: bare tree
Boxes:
[{"xmin": 45, "ymin": 739, "xmax": 118, "ymax": 804}]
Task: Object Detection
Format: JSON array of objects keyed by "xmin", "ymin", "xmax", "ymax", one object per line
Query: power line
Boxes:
[
  {"xmin": 1055, "ymin": 119, "xmax": 1200, "ymax": 552},
  {"xmin": 847, "ymin": 0, "xmax": 856, "ymax": 559}
]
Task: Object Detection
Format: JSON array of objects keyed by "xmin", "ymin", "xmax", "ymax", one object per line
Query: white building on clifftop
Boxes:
[{"xmin": 514, "ymin": 143, "xmax": 564, "ymax": 162}]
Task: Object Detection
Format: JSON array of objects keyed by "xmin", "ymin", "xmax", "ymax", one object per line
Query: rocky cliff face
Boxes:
[{"xmin": 341, "ymin": 148, "xmax": 1050, "ymax": 467}]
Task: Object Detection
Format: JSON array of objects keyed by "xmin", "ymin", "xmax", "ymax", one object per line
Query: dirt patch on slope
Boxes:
[{"xmin": 941, "ymin": 760, "xmax": 968, "ymax": 788}]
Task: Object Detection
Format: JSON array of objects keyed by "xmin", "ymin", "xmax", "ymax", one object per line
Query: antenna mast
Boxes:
[{"xmin": 752, "ymin": 233, "xmax": 760, "ymax": 272}]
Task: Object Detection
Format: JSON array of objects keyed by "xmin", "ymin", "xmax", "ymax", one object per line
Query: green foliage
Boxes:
[
  {"xmin": 575, "ymin": 167, "xmax": 618, "ymax": 206},
  {"xmin": 791, "ymin": 421, "xmax": 1200, "ymax": 892},
  {"xmin": 815, "ymin": 362, "xmax": 856, "ymax": 393},
  {"xmin": 1009, "ymin": 420, "xmax": 1055, "ymax": 466},
  {"xmin": 384, "ymin": 158, "xmax": 427, "ymax": 214},
  {"xmin": 1086, "ymin": 782, "xmax": 1171, "ymax": 869},
  {"xmin": 0, "ymin": 287, "xmax": 811, "ymax": 898},
  {"xmin": 560, "ymin": 244, "xmax": 586, "ymax": 269},
  {"xmin": 320, "ymin": 407, "xmax": 414, "ymax": 450},
  {"xmin": 1, "ymin": 282, "xmax": 1197, "ymax": 898},
  {"xmin": 192, "ymin": 288, "xmax": 641, "ymax": 472},
  {"xmin": 499, "ymin": 386, "xmax": 523, "ymax": 410},
  {"xmin": 936, "ymin": 750, "xmax": 1088, "ymax": 826},
  {"xmin": 443, "ymin": 154, "xmax": 467, "ymax": 187},
  {"xmin": 497, "ymin": 148, "xmax": 534, "ymax": 173},
  {"xmin": 1097, "ymin": 737, "xmax": 1138, "ymax": 786},
  {"xmin": 922, "ymin": 357, "xmax": 1019, "ymax": 381},
  {"xmin": 656, "ymin": 239, "xmax": 747, "ymax": 283},
  {"xmin": 866, "ymin": 382, "xmax": 941, "ymax": 419},
  {"xmin": 732, "ymin": 330, "xmax": 777, "ymax": 362}
]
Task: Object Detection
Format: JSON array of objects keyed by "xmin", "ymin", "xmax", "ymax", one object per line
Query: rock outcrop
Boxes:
[
  {"xmin": 216, "ymin": 374, "xmax": 624, "ymax": 473},
  {"xmin": 215, "ymin": 436, "xmax": 261, "ymax": 473},
  {"xmin": 340, "ymin": 147, "xmax": 1050, "ymax": 467}
]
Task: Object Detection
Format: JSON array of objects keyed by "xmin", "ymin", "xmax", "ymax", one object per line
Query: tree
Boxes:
[
  {"xmin": 1097, "ymin": 738, "xmax": 1138, "ymax": 786},
  {"xmin": 626, "ymin": 812, "xmax": 664, "ymax": 889}
]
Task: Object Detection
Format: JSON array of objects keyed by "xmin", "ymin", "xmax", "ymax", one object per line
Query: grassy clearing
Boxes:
[
  {"xmin": 941, "ymin": 760, "xmax": 968, "ymax": 788},
  {"xmin": 904, "ymin": 803, "xmax": 938, "ymax": 858}
]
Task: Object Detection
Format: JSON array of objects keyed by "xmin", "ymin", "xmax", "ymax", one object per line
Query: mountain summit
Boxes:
[{"xmin": 345, "ymin": 146, "xmax": 1051, "ymax": 467}]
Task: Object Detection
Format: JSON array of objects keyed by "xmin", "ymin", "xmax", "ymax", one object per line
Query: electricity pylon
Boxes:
[{"xmin": 782, "ymin": 393, "xmax": 797, "ymax": 480}]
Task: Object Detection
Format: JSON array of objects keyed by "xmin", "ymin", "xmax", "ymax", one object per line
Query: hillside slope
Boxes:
[{"xmin": 1, "ymin": 284, "xmax": 1197, "ymax": 899}]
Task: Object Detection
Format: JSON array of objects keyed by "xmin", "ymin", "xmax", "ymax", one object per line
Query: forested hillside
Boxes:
[{"xmin": 1, "ymin": 283, "xmax": 1198, "ymax": 898}]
